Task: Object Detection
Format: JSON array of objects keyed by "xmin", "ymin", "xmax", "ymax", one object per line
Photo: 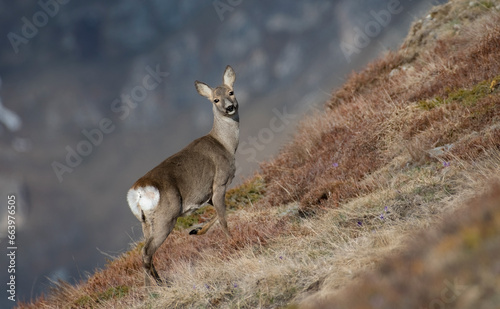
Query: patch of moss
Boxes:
[
  {"xmin": 225, "ymin": 175, "xmax": 265, "ymax": 210},
  {"xmin": 447, "ymin": 81, "xmax": 491, "ymax": 105},
  {"xmin": 478, "ymin": 1, "xmax": 495, "ymax": 9},
  {"xmin": 418, "ymin": 96, "xmax": 445, "ymax": 110},
  {"xmin": 461, "ymin": 226, "xmax": 481, "ymax": 250},
  {"xmin": 74, "ymin": 295, "xmax": 94, "ymax": 307},
  {"xmin": 74, "ymin": 285, "xmax": 130, "ymax": 307},
  {"xmin": 174, "ymin": 176, "xmax": 265, "ymax": 230},
  {"xmin": 175, "ymin": 205, "xmax": 214, "ymax": 230},
  {"xmin": 418, "ymin": 76, "xmax": 499, "ymax": 110},
  {"xmin": 100, "ymin": 285, "xmax": 129, "ymax": 300}
]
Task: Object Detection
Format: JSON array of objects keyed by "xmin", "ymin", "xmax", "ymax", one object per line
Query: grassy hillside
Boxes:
[{"xmin": 17, "ymin": 0, "xmax": 500, "ymax": 308}]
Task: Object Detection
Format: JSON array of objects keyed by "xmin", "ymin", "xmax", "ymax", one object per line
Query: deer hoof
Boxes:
[{"xmin": 189, "ymin": 227, "xmax": 202, "ymax": 235}]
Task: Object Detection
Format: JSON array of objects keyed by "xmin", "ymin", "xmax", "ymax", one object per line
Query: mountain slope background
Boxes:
[{"xmin": 13, "ymin": 0, "xmax": 500, "ymax": 308}]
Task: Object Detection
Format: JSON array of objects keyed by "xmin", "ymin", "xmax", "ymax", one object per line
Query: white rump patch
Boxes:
[{"xmin": 127, "ymin": 185, "xmax": 160, "ymax": 220}]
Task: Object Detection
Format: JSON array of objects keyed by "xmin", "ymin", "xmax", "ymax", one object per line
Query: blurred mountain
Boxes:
[{"xmin": 0, "ymin": 0, "xmax": 446, "ymax": 306}]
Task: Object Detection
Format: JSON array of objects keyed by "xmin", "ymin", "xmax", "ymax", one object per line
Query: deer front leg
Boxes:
[
  {"xmin": 212, "ymin": 185, "xmax": 231, "ymax": 237},
  {"xmin": 189, "ymin": 215, "xmax": 218, "ymax": 235}
]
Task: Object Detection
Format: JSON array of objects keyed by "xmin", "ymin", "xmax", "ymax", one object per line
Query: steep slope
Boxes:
[
  {"xmin": 16, "ymin": 0, "xmax": 500, "ymax": 308},
  {"xmin": 306, "ymin": 182, "xmax": 500, "ymax": 308},
  {"xmin": 1, "ymin": 3, "xmax": 435, "ymax": 302}
]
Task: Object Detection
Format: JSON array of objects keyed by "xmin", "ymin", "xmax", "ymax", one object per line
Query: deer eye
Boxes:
[
  {"xmin": 214, "ymin": 99, "xmax": 219, "ymax": 103},
  {"xmin": 229, "ymin": 91, "xmax": 234, "ymax": 96}
]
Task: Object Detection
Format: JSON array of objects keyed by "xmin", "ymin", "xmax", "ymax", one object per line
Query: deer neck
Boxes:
[{"xmin": 209, "ymin": 107, "xmax": 239, "ymax": 154}]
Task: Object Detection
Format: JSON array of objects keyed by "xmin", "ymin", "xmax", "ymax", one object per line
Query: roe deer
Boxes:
[{"xmin": 127, "ymin": 65, "xmax": 239, "ymax": 285}]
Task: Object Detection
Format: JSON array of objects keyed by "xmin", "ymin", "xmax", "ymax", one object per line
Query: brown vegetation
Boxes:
[
  {"xmin": 16, "ymin": 1, "xmax": 500, "ymax": 308},
  {"xmin": 261, "ymin": 2, "xmax": 500, "ymax": 215},
  {"xmin": 306, "ymin": 182, "xmax": 500, "ymax": 309}
]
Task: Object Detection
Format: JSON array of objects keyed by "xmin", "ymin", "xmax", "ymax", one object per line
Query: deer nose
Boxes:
[{"xmin": 226, "ymin": 105, "xmax": 234, "ymax": 113}]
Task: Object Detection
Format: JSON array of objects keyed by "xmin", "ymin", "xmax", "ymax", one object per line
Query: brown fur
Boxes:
[{"xmin": 128, "ymin": 66, "xmax": 239, "ymax": 285}]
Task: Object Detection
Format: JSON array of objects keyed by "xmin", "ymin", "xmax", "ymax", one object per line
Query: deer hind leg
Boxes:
[
  {"xmin": 141, "ymin": 219, "xmax": 159, "ymax": 285},
  {"xmin": 141, "ymin": 191, "xmax": 180, "ymax": 286},
  {"xmin": 142, "ymin": 213, "xmax": 177, "ymax": 286}
]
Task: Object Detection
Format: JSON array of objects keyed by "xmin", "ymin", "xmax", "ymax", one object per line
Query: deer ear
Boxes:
[
  {"xmin": 195, "ymin": 81, "xmax": 212, "ymax": 100},
  {"xmin": 223, "ymin": 65, "xmax": 235, "ymax": 88}
]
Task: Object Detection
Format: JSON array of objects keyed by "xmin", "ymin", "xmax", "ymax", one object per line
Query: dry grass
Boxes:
[
  {"xmin": 261, "ymin": 2, "xmax": 500, "ymax": 215},
  {"xmin": 16, "ymin": 1, "xmax": 500, "ymax": 308},
  {"xmin": 304, "ymin": 162, "xmax": 500, "ymax": 309}
]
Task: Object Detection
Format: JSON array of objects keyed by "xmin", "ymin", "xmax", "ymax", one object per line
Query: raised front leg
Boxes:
[
  {"xmin": 189, "ymin": 215, "xmax": 218, "ymax": 235},
  {"xmin": 212, "ymin": 185, "xmax": 231, "ymax": 237}
]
